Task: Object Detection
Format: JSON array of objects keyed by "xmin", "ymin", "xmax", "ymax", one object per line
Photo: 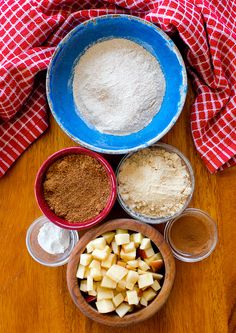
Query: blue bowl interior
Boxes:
[{"xmin": 47, "ymin": 15, "xmax": 187, "ymax": 153}]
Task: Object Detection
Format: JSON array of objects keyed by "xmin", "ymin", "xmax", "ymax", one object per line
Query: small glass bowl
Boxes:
[
  {"xmin": 164, "ymin": 208, "xmax": 218, "ymax": 262},
  {"xmin": 116, "ymin": 143, "xmax": 195, "ymax": 224},
  {"xmin": 26, "ymin": 216, "xmax": 79, "ymax": 267}
]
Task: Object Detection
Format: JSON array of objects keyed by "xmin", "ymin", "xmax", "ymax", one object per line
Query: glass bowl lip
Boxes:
[
  {"xmin": 26, "ymin": 216, "xmax": 79, "ymax": 267},
  {"xmin": 116, "ymin": 142, "xmax": 195, "ymax": 224},
  {"xmin": 164, "ymin": 208, "xmax": 218, "ymax": 262}
]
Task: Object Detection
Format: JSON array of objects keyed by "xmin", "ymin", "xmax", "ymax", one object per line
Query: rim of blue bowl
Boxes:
[{"xmin": 46, "ymin": 14, "xmax": 188, "ymax": 155}]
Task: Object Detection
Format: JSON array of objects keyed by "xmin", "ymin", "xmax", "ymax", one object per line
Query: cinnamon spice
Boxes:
[{"xmin": 43, "ymin": 154, "xmax": 110, "ymax": 222}]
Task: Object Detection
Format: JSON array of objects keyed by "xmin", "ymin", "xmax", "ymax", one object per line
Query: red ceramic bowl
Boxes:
[{"xmin": 35, "ymin": 147, "xmax": 117, "ymax": 230}]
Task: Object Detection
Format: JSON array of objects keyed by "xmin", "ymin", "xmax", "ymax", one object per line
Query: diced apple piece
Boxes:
[
  {"xmin": 90, "ymin": 268, "xmax": 102, "ymax": 281},
  {"xmin": 80, "ymin": 254, "xmax": 92, "ymax": 266},
  {"xmin": 80, "ymin": 280, "xmax": 87, "ymax": 292},
  {"xmin": 138, "ymin": 273, "xmax": 154, "ymax": 289},
  {"xmin": 151, "ymin": 280, "xmax": 161, "ymax": 292},
  {"xmin": 143, "ymin": 288, "xmax": 157, "ymax": 302},
  {"xmin": 138, "ymin": 260, "xmax": 150, "ymax": 271},
  {"xmin": 140, "ymin": 238, "xmax": 151, "ymax": 250},
  {"xmin": 102, "ymin": 232, "xmax": 115, "ymax": 245},
  {"xmin": 96, "ymin": 299, "xmax": 115, "ymax": 313},
  {"xmin": 106, "ymin": 264, "xmax": 128, "ymax": 282},
  {"xmin": 111, "ymin": 241, "xmax": 120, "ymax": 255},
  {"xmin": 117, "ymin": 278, "xmax": 126, "ymax": 291},
  {"xmin": 126, "ymin": 270, "xmax": 139, "ymax": 285},
  {"xmin": 92, "ymin": 237, "xmax": 106, "ymax": 250},
  {"xmin": 126, "ymin": 282, "xmax": 135, "ymax": 290},
  {"xmin": 144, "ymin": 253, "xmax": 162, "ymax": 265},
  {"xmin": 88, "ymin": 289, "xmax": 97, "ymax": 296},
  {"xmin": 101, "ymin": 253, "xmax": 116, "ymax": 269},
  {"xmin": 122, "ymin": 242, "xmax": 135, "ymax": 253},
  {"xmin": 126, "ymin": 265, "xmax": 136, "ymax": 271},
  {"xmin": 115, "ymin": 233, "xmax": 130, "ymax": 246},
  {"xmin": 137, "ymin": 249, "xmax": 147, "ymax": 259},
  {"xmin": 127, "ymin": 260, "xmax": 139, "ymax": 268},
  {"xmin": 92, "ymin": 248, "xmax": 109, "ymax": 261},
  {"xmin": 87, "ymin": 276, "xmax": 93, "ymax": 292},
  {"xmin": 131, "ymin": 233, "xmax": 144, "ymax": 247},
  {"xmin": 152, "ymin": 273, "xmax": 163, "ymax": 280},
  {"xmin": 150, "ymin": 259, "xmax": 164, "ymax": 272},
  {"xmin": 84, "ymin": 267, "xmax": 90, "ymax": 278},
  {"xmin": 120, "ymin": 249, "xmax": 136, "ymax": 262},
  {"xmin": 117, "ymin": 261, "xmax": 126, "ymax": 267},
  {"xmin": 86, "ymin": 241, "xmax": 94, "ymax": 253},
  {"xmin": 76, "ymin": 264, "xmax": 85, "ymax": 279},
  {"xmin": 113, "ymin": 293, "xmax": 124, "ymax": 307},
  {"xmin": 126, "ymin": 290, "xmax": 139, "ymax": 305},
  {"xmin": 116, "ymin": 229, "xmax": 128, "ymax": 234},
  {"xmin": 115, "ymin": 303, "xmax": 131, "ymax": 318},
  {"xmin": 85, "ymin": 295, "xmax": 96, "ymax": 303},
  {"xmin": 140, "ymin": 296, "xmax": 148, "ymax": 307},
  {"xmin": 101, "ymin": 276, "xmax": 117, "ymax": 289},
  {"xmin": 97, "ymin": 287, "xmax": 114, "ymax": 300},
  {"xmin": 144, "ymin": 247, "xmax": 155, "ymax": 258},
  {"xmin": 89, "ymin": 259, "xmax": 101, "ymax": 270}
]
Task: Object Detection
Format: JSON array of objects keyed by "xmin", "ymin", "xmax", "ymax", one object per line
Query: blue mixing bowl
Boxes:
[{"xmin": 46, "ymin": 15, "xmax": 187, "ymax": 154}]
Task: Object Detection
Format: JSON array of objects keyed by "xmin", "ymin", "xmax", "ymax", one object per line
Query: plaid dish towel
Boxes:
[{"xmin": 1, "ymin": 0, "xmax": 236, "ymax": 177}]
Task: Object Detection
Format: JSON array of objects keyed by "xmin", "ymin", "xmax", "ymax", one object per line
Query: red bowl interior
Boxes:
[{"xmin": 35, "ymin": 147, "xmax": 117, "ymax": 230}]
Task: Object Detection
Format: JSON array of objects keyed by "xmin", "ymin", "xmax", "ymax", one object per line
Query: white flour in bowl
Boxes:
[{"xmin": 72, "ymin": 38, "xmax": 166, "ymax": 135}]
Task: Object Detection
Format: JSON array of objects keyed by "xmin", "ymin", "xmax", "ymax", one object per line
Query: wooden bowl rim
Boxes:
[{"xmin": 67, "ymin": 218, "xmax": 175, "ymax": 327}]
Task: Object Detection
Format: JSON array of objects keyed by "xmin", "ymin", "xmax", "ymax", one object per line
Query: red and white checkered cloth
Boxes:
[{"xmin": 1, "ymin": 0, "xmax": 236, "ymax": 176}]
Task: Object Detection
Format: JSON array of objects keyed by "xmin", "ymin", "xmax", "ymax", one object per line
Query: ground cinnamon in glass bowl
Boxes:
[{"xmin": 35, "ymin": 147, "xmax": 116, "ymax": 230}]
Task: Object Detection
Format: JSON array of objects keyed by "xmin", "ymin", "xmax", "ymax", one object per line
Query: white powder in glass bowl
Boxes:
[{"xmin": 117, "ymin": 147, "xmax": 192, "ymax": 218}]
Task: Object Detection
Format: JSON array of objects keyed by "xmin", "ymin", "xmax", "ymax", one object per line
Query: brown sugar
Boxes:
[
  {"xmin": 169, "ymin": 215, "xmax": 211, "ymax": 255},
  {"xmin": 43, "ymin": 154, "xmax": 111, "ymax": 223}
]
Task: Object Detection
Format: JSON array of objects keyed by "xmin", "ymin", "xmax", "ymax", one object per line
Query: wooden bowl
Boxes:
[{"xmin": 67, "ymin": 218, "xmax": 175, "ymax": 327}]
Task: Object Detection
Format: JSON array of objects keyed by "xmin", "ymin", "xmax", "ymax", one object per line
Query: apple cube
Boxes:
[
  {"xmin": 80, "ymin": 280, "xmax": 87, "ymax": 292},
  {"xmin": 126, "ymin": 265, "xmax": 136, "ymax": 271},
  {"xmin": 80, "ymin": 254, "xmax": 92, "ymax": 266},
  {"xmin": 140, "ymin": 238, "xmax": 151, "ymax": 250},
  {"xmin": 122, "ymin": 242, "xmax": 135, "ymax": 253},
  {"xmin": 126, "ymin": 270, "xmax": 139, "ymax": 285},
  {"xmin": 116, "ymin": 229, "xmax": 128, "ymax": 234},
  {"xmin": 97, "ymin": 287, "xmax": 114, "ymax": 300},
  {"xmin": 143, "ymin": 288, "xmax": 157, "ymax": 302},
  {"xmin": 101, "ymin": 254, "xmax": 116, "ymax": 269},
  {"xmin": 150, "ymin": 259, "xmax": 164, "ymax": 272},
  {"xmin": 89, "ymin": 260, "xmax": 101, "ymax": 270},
  {"xmin": 115, "ymin": 233, "xmax": 130, "ymax": 246},
  {"xmin": 131, "ymin": 233, "xmax": 144, "ymax": 247},
  {"xmin": 151, "ymin": 280, "xmax": 161, "ymax": 292},
  {"xmin": 115, "ymin": 303, "xmax": 131, "ymax": 318},
  {"xmin": 144, "ymin": 253, "xmax": 162, "ymax": 265},
  {"xmin": 140, "ymin": 296, "xmax": 148, "ymax": 307},
  {"xmin": 111, "ymin": 241, "xmax": 120, "ymax": 255},
  {"xmin": 87, "ymin": 276, "xmax": 93, "ymax": 292},
  {"xmin": 101, "ymin": 276, "xmax": 117, "ymax": 289},
  {"xmin": 92, "ymin": 237, "xmax": 106, "ymax": 250},
  {"xmin": 90, "ymin": 268, "xmax": 102, "ymax": 281},
  {"xmin": 86, "ymin": 241, "xmax": 94, "ymax": 253},
  {"xmin": 92, "ymin": 246, "xmax": 110, "ymax": 261},
  {"xmin": 138, "ymin": 260, "xmax": 150, "ymax": 271},
  {"xmin": 96, "ymin": 299, "xmax": 115, "ymax": 313},
  {"xmin": 126, "ymin": 260, "xmax": 139, "ymax": 268},
  {"xmin": 120, "ymin": 249, "xmax": 136, "ymax": 262},
  {"xmin": 106, "ymin": 265, "xmax": 128, "ymax": 282},
  {"xmin": 126, "ymin": 290, "xmax": 139, "ymax": 305},
  {"xmin": 117, "ymin": 278, "xmax": 126, "ymax": 291},
  {"xmin": 88, "ymin": 289, "xmax": 97, "ymax": 296},
  {"xmin": 138, "ymin": 273, "xmax": 154, "ymax": 289},
  {"xmin": 151, "ymin": 273, "xmax": 163, "ymax": 280},
  {"xmin": 112, "ymin": 293, "xmax": 124, "ymax": 307},
  {"xmin": 102, "ymin": 232, "xmax": 115, "ymax": 245},
  {"xmin": 76, "ymin": 264, "xmax": 85, "ymax": 279}
]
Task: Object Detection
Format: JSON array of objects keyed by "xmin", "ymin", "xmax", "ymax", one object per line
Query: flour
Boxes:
[
  {"xmin": 118, "ymin": 148, "xmax": 192, "ymax": 217},
  {"xmin": 37, "ymin": 222, "xmax": 70, "ymax": 254},
  {"xmin": 72, "ymin": 38, "xmax": 166, "ymax": 135}
]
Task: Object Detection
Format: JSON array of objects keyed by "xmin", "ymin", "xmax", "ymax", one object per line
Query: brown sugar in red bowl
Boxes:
[{"xmin": 43, "ymin": 154, "xmax": 111, "ymax": 223}]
